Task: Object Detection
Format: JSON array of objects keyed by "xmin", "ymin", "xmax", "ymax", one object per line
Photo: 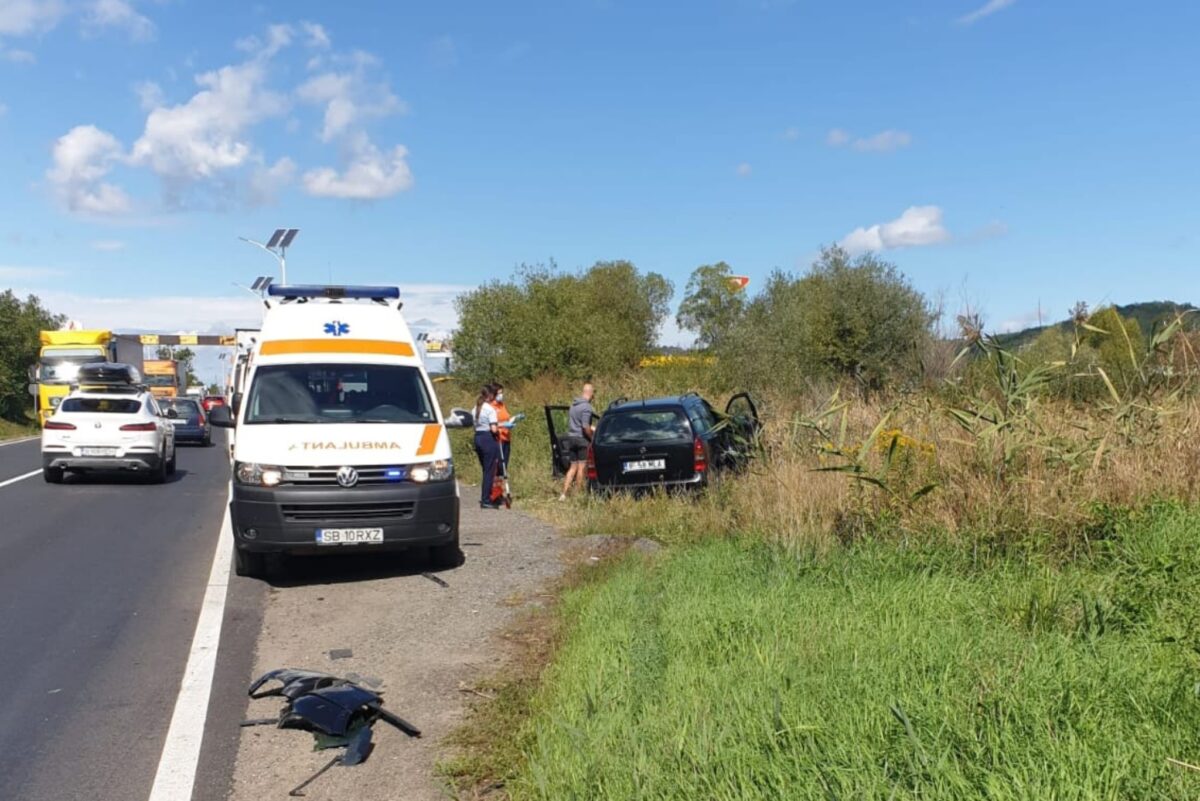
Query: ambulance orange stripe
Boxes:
[
  {"xmin": 416, "ymin": 423, "xmax": 441, "ymax": 456},
  {"xmin": 260, "ymin": 339, "xmax": 415, "ymax": 357}
]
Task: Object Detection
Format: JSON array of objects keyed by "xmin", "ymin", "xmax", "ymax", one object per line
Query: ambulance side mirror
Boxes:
[
  {"xmin": 444, "ymin": 408, "xmax": 474, "ymax": 429},
  {"xmin": 209, "ymin": 405, "xmax": 235, "ymax": 428}
]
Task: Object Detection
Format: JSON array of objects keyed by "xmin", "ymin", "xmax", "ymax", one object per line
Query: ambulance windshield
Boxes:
[{"xmin": 244, "ymin": 364, "xmax": 435, "ymax": 425}]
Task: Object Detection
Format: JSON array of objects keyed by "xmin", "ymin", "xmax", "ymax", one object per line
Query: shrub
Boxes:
[{"xmin": 453, "ymin": 261, "xmax": 672, "ymax": 384}]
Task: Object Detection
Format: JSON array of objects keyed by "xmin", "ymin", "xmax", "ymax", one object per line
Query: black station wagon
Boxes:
[{"xmin": 545, "ymin": 392, "xmax": 759, "ymax": 492}]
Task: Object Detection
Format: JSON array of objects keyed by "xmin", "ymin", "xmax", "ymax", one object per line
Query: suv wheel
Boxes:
[
  {"xmin": 43, "ymin": 466, "xmax": 64, "ymax": 484},
  {"xmin": 149, "ymin": 447, "xmax": 168, "ymax": 484},
  {"xmin": 166, "ymin": 445, "xmax": 177, "ymax": 476}
]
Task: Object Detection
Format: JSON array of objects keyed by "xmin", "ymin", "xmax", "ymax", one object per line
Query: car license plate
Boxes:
[
  {"xmin": 623, "ymin": 458, "xmax": 665, "ymax": 472},
  {"xmin": 170, "ymin": 419, "xmax": 186, "ymax": 425},
  {"xmin": 81, "ymin": 447, "xmax": 117, "ymax": 457},
  {"xmin": 316, "ymin": 528, "xmax": 384, "ymax": 545}
]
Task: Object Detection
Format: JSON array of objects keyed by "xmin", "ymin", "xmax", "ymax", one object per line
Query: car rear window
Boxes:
[
  {"xmin": 597, "ymin": 409, "xmax": 691, "ymax": 445},
  {"xmin": 60, "ymin": 398, "xmax": 142, "ymax": 414},
  {"xmin": 162, "ymin": 399, "xmax": 201, "ymax": 415}
]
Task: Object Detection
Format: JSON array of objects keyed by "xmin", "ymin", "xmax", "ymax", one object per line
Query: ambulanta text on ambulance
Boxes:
[{"xmin": 209, "ymin": 285, "xmax": 460, "ymax": 579}]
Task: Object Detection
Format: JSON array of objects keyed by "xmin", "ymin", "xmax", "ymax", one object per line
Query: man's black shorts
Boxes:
[{"xmin": 565, "ymin": 435, "xmax": 590, "ymax": 463}]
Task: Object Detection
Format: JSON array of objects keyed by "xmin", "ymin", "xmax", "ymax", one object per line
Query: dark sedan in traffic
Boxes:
[{"xmin": 159, "ymin": 397, "xmax": 212, "ymax": 446}]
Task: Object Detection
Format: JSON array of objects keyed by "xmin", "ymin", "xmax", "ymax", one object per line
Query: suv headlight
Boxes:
[
  {"xmin": 409, "ymin": 458, "xmax": 453, "ymax": 483},
  {"xmin": 235, "ymin": 461, "xmax": 284, "ymax": 487}
]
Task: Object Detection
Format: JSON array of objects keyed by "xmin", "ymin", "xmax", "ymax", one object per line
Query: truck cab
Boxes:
[
  {"xmin": 210, "ymin": 285, "xmax": 460, "ymax": 579},
  {"xmin": 34, "ymin": 330, "xmax": 114, "ymax": 425},
  {"xmin": 142, "ymin": 359, "xmax": 181, "ymax": 398}
]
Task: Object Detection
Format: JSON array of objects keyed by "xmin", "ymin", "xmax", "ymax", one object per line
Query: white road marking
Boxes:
[
  {"xmin": 0, "ymin": 436, "xmax": 37, "ymax": 448},
  {"xmin": 0, "ymin": 469, "xmax": 41, "ymax": 489},
  {"xmin": 147, "ymin": 494, "xmax": 233, "ymax": 801}
]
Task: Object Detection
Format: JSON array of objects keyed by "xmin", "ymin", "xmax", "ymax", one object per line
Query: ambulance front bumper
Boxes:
[{"xmin": 230, "ymin": 480, "xmax": 459, "ymax": 553}]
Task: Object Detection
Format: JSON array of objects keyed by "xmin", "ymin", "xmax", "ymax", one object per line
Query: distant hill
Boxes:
[{"xmin": 996, "ymin": 301, "xmax": 1198, "ymax": 349}]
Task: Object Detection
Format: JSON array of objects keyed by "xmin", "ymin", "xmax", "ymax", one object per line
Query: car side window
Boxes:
[{"xmin": 686, "ymin": 403, "xmax": 711, "ymax": 435}]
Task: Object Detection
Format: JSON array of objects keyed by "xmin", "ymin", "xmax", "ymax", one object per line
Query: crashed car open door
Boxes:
[
  {"xmin": 721, "ymin": 392, "xmax": 761, "ymax": 469},
  {"xmin": 544, "ymin": 405, "xmax": 570, "ymax": 477}
]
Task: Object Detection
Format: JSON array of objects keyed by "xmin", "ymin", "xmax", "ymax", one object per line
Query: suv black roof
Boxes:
[{"xmin": 606, "ymin": 393, "xmax": 703, "ymax": 412}]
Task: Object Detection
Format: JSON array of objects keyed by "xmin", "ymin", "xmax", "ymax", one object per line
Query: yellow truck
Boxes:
[
  {"xmin": 142, "ymin": 359, "xmax": 184, "ymax": 398},
  {"xmin": 33, "ymin": 330, "xmax": 118, "ymax": 425}
]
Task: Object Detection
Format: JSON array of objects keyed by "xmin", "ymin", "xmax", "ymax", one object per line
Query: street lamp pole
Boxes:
[{"xmin": 238, "ymin": 228, "xmax": 299, "ymax": 285}]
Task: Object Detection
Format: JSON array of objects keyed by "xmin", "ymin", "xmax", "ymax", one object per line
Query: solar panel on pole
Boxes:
[
  {"xmin": 266, "ymin": 229, "xmax": 286, "ymax": 248},
  {"xmin": 279, "ymin": 228, "xmax": 299, "ymax": 248}
]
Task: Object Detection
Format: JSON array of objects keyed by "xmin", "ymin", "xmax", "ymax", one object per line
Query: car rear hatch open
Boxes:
[{"xmin": 593, "ymin": 408, "xmax": 696, "ymax": 485}]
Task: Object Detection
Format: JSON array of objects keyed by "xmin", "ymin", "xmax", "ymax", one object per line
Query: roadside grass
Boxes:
[
  {"xmin": 440, "ymin": 541, "xmax": 633, "ymax": 798},
  {"xmin": 490, "ymin": 503, "xmax": 1200, "ymax": 801},
  {"xmin": 0, "ymin": 413, "xmax": 38, "ymax": 441}
]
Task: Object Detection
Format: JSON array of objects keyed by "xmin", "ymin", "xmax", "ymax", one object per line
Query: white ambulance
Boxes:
[{"xmin": 210, "ymin": 285, "xmax": 464, "ymax": 578}]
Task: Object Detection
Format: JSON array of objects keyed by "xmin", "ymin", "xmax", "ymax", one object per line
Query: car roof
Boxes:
[
  {"xmin": 65, "ymin": 390, "xmax": 150, "ymax": 402},
  {"xmin": 606, "ymin": 394, "xmax": 701, "ymax": 412}
]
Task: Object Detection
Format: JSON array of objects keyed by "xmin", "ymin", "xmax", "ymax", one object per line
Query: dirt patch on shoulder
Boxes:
[{"xmin": 227, "ymin": 498, "xmax": 569, "ymax": 801}]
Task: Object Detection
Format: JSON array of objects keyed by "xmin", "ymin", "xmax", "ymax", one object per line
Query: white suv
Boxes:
[{"xmin": 42, "ymin": 387, "xmax": 177, "ymax": 484}]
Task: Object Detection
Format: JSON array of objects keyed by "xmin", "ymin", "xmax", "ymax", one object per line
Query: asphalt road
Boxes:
[{"xmin": 0, "ymin": 435, "xmax": 264, "ymax": 801}]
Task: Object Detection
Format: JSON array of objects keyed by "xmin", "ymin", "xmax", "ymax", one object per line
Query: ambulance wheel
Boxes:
[
  {"xmin": 429, "ymin": 532, "xmax": 462, "ymax": 569},
  {"xmin": 235, "ymin": 545, "xmax": 267, "ymax": 579}
]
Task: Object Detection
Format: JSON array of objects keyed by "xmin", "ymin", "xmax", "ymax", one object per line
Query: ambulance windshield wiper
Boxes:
[{"xmin": 269, "ymin": 416, "xmax": 321, "ymax": 424}]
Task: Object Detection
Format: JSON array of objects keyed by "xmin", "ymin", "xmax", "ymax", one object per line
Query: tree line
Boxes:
[{"xmin": 452, "ymin": 248, "xmax": 1172, "ymax": 401}]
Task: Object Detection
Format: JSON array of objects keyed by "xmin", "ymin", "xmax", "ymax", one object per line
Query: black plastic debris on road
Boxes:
[
  {"xmin": 421, "ymin": 572, "xmax": 449, "ymax": 588},
  {"xmin": 242, "ymin": 668, "xmax": 421, "ymax": 796},
  {"xmin": 328, "ymin": 648, "xmax": 353, "ymax": 661}
]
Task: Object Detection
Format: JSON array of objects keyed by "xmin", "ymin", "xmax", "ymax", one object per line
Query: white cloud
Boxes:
[
  {"xmin": 46, "ymin": 124, "xmax": 132, "ymax": 215},
  {"xmin": 300, "ymin": 21, "xmax": 330, "ymax": 49},
  {"xmin": 826, "ymin": 128, "xmax": 850, "ymax": 147},
  {"xmin": 0, "ymin": 101, "xmax": 6, "ymax": 116},
  {"xmin": 0, "ymin": 265, "xmax": 61, "ymax": 280},
  {"xmin": 0, "ymin": 0, "xmax": 66, "ymax": 36},
  {"xmin": 83, "ymin": 0, "xmax": 155, "ymax": 42},
  {"xmin": 235, "ymin": 22, "xmax": 293, "ymax": 58},
  {"xmin": 735, "ymin": 162, "xmax": 752, "ymax": 177},
  {"xmin": 303, "ymin": 133, "xmax": 413, "ymax": 199},
  {"xmin": 129, "ymin": 61, "xmax": 289, "ymax": 190},
  {"xmin": 90, "ymin": 239, "xmax": 125, "ymax": 251},
  {"xmin": 1, "ymin": 47, "xmax": 34, "ymax": 62},
  {"xmin": 827, "ymin": 127, "xmax": 912, "ymax": 152},
  {"xmin": 839, "ymin": 205, "xmax": 950, "ymax": 254},
  {"xmin": 957, "ymin": 0, "xmax": 1015, "ymax": 26},
  {"xmin": 782, "ymin": 127, "xmax": 800, "ymax": 141},
  {"xmin": 248, "ymin": 156, "xmax": 296, "ymax": 205},
  {"xmin": 296, "ymin": 66, "xmax": 404, "ymax": 143},
  {"xmin": 134, "ymin": 80, "xmax": 163, "ymax": 111},
  {"xmin": 852, "ymin": 129, "xmax": 912, "ymax": 152}
]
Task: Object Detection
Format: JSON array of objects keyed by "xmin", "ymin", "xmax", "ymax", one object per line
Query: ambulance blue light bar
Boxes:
[{"xmin": 266, "ymin": 284, "xmax": 401, "ymax": 300}]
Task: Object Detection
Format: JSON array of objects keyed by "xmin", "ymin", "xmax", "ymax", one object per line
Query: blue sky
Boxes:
[{"xmin": 1, "ymin": 0, "xmax": 1198, "ymax": 383}]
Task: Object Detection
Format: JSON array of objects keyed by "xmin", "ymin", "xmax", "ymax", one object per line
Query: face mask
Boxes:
[{"xmin": 496, "ymin": 392, "xmax": 504, "ymax": 402}]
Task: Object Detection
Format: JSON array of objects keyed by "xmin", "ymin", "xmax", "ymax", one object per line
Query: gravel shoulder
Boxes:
[{"xmin": 227, "ymin": 490, "xmax": 568, "ymax": 801}]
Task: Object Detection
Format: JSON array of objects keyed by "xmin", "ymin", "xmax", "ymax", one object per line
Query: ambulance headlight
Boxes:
[
  {"xmin": 410, "ymin": 458, "xmax": 453, "ymax": 483},
  {"xmin": 236, "ymin": 462, "xmax": 284, "ymax": 487}
]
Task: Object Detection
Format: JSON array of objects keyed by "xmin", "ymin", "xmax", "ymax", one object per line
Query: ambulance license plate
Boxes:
[
  {"xmin": 623, "ymin": 459, "xmax": 665, "ymax": 472},
  {"xmin": 316, "ymin": 528, "xmax": 384, "ymax": 545}
]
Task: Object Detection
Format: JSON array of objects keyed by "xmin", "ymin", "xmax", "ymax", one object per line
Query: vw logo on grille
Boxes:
[{"xmin": 336, "ymin": 466, "xmax": 359, "ymax": 488}]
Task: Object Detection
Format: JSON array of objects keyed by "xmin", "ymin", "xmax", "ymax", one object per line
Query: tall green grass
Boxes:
[{"xmin": 506, "ymin": 503, "xmax": 1200, "ymax": 800}]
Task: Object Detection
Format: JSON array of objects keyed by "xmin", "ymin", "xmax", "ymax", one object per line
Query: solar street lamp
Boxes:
[{"xmin": 238, "ymin": 228, "xmax": 299, "ymax": 285}]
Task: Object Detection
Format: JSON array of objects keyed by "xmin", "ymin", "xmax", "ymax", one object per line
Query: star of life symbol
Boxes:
[{"xmin": 324, "ymin": 321, "xmax": 350, "ymax": 337}]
